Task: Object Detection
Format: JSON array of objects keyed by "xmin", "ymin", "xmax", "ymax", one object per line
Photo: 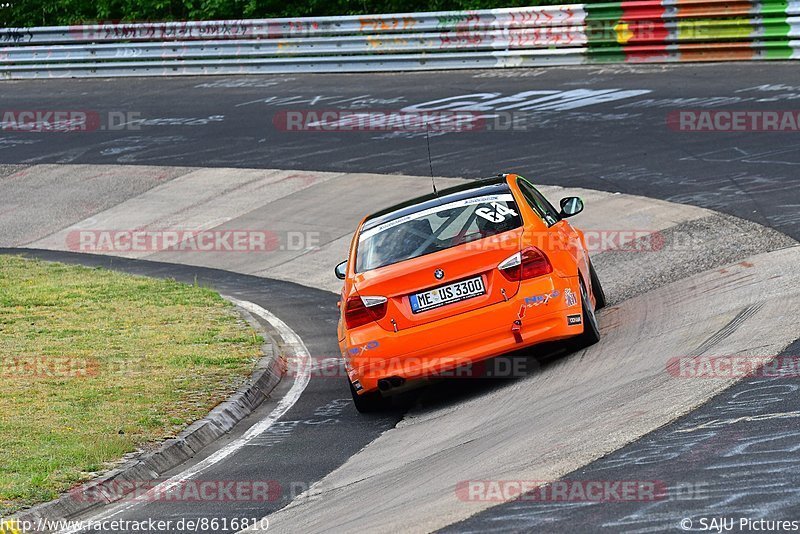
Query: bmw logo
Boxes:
[{"xmin": 434, "ymin": 269, "xmax": 445, "ymax": 280}]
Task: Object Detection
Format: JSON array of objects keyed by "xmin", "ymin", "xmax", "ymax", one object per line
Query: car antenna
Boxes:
[{"xmin": 425, "ymin": 125, "xmax": 438, "ymax": 197}]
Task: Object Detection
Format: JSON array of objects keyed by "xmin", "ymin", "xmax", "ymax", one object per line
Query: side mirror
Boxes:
[
  {"xmin": 559, "ymin": 197, "xmax": 584, "ymax": 218},
  {"xmin": 334, "ymin": 260, "xmax": 348, "ymax": 280}
]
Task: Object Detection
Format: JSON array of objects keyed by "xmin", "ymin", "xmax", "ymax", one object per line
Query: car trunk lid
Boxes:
[{"xmin": 353, "ymin": 228, "xmax": 523, "ymax": 331}]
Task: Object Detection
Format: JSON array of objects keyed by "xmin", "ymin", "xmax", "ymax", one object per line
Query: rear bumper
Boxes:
[{"xmin": 342, "ymin": 274, "xmax": 583, "ymax": 395}]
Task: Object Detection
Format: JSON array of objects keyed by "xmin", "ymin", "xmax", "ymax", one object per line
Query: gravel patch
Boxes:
[
  {"xmin": 593, "ymin": 213, "xmax": 798, "ymax": 305},
  {"xmin": 0, "ymin": 165, "xmax": 27, "ymax": 179}
]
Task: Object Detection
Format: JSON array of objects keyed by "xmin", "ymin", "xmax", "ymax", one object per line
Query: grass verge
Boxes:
[{"xmin": 0, "ymin": 255, "xmax": 263, "ymax": 515}]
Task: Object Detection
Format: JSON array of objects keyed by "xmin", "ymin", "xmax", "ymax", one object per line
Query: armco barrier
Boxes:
[{"xmin": 1, "ymin": 0, "xmax": 799, "ymax": 78}]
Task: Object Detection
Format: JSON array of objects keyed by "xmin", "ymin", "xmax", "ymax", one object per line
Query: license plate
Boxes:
[{"xmin": 409, "ymin": 276, "xmax": 486, "ymax": 313}]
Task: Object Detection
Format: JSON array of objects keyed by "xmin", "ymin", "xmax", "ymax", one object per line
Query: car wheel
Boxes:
[
  {"xmin": 349, "ymin": 379, "xmax": 389, "ymax": 413},
  {"xmin": 589, "ymin": 259, "xmax": 606, "ymax": 311},
  {"xmin": 574, "ymin": 277, "xmax": 601, "ymax": 349}
]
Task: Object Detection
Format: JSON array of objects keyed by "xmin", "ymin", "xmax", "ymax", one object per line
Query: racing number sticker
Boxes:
[{"xmin": 475, "ymin": 202, "xmax": 518, "ymax": 223}]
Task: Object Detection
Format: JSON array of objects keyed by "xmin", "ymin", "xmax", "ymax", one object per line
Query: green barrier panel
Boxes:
[
  {"xmin": 585, "ymin": 3, "xmax": 623, "ymax": 24},
  {"xmin": 585, "ymin": 20, "xmax": 622, "ymax": 45},
  {"xmin": 584, "ymin": 39, "xmax": 797, "ymax": 65},
  {"xmin": 585, "ymin": 43, "xmax": 626, "ymax": 62},
  {"xmin": 761, "ymin": 40, "xmax": 796, "ymax": 58},
  {"xmin": 677, "ymin": 18, "xmax": 792, "ymax": 40}
]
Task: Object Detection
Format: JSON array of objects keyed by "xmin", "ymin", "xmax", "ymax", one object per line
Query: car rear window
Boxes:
[{"xmin": 356, "ymin": 193, "xmax": 522, "ymax": 272}]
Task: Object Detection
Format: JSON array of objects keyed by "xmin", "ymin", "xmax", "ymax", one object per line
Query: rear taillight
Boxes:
[
  {"xmin": 498, "ymin": 247, "xmax": 553, "ymax": 281},
  {"xmin": 344, "ymin": 295, "xmax": 388, "ymax": 329}
]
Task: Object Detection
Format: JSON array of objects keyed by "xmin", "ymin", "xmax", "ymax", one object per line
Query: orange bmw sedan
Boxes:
[{"xmin": 335, "ymin": 174, "xmax": 605, "ymax": 412}]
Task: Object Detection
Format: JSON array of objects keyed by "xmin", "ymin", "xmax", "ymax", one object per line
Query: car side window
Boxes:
[{"xmin": 516, "ymin": 178, "xmax": 560, "ymax": 227}]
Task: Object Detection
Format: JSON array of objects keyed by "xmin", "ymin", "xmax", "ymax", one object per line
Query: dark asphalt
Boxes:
[
  {"xmin": 1, "ymin": 63, "xmax": 799, "ymax": 243},
  {"xmin": 2, "ymin": 63, "xmax": 800, "ymax": 532}
]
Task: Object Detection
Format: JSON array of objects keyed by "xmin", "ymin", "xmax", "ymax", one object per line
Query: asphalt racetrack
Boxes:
[
  {"xmin": 2, "ymin": 61, "xmax": 800, "ymax": 533},
  {"xmin": 2, "ymin": 62, "xmax": 800, "ymax": 240}
]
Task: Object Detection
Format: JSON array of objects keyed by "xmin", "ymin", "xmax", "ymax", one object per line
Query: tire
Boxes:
[
  {"xmin": 589, "ymin": 259, "xmax": 606, "ymax": 311},
  {"xmin": 573, "ymin": 277, "xmax": 601, "ymax": 349},
  {"xmin": 349, "ymin": 379, "xmax": 389, "ymax": 413}
]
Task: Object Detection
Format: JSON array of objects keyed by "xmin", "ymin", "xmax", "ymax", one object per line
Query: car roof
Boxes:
[{"xmin": 362, "ymin": 175, "xmax": 512, "ymax": 233}]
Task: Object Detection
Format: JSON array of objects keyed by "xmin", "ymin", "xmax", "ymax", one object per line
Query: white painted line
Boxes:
[{"xmin": 57, "ymin": 297, "xmax": 311, "ymax": 534}]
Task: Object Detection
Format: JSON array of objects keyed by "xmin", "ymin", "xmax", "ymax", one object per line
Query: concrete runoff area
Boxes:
[{"xmin": 12, "ymin": 164, "xmax": 734, "ymax": 293}]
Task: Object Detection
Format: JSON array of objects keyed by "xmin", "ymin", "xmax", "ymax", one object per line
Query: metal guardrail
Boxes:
[{"xmin": 1, "ymin": 1, "xmax": 799, "ymax": 79}]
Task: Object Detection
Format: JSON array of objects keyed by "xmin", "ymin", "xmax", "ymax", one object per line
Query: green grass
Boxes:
[{"xmin": 0, "ymin": 255, "xmax": 263, "ymax": 515}]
